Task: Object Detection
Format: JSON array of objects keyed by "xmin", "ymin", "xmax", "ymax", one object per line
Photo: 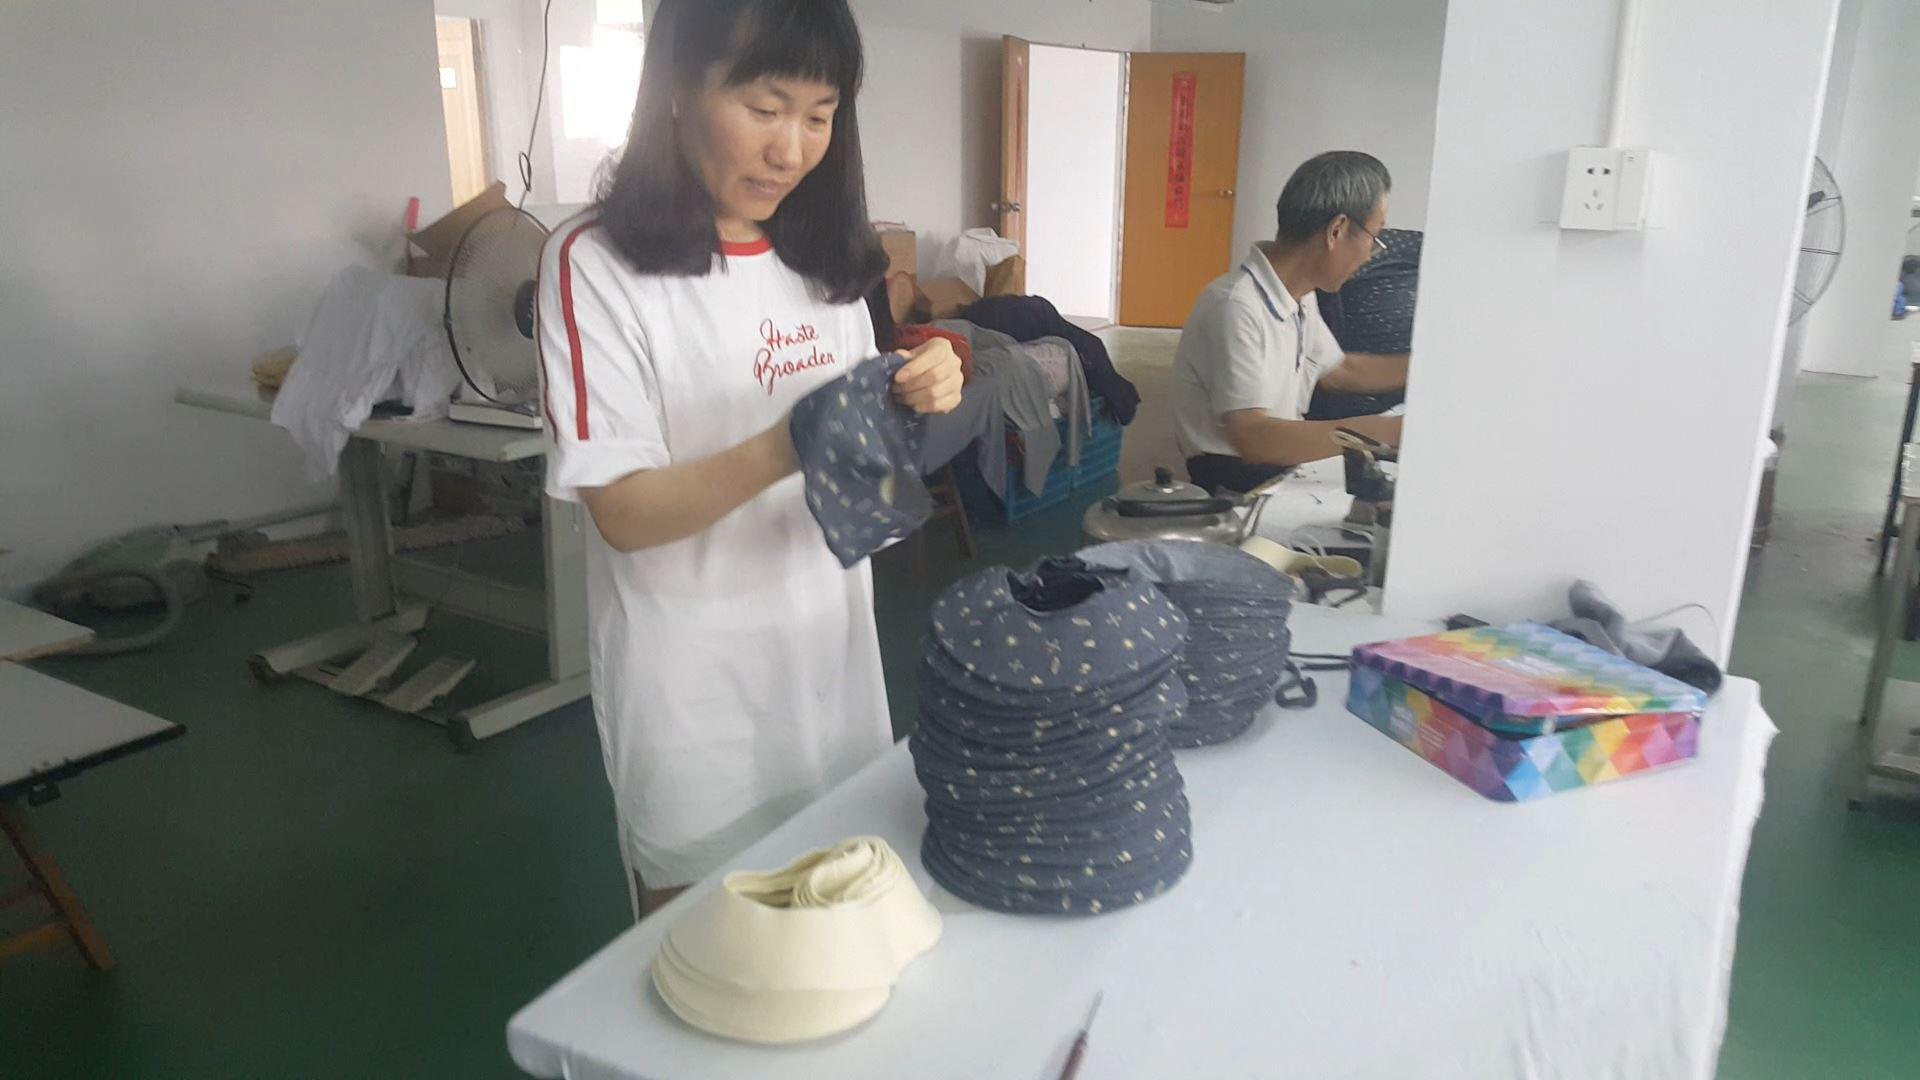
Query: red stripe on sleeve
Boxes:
[
  {"xmin": 557, "ymin": 222, "xmax": 599, "ymax": 441},
  {"xmin": 532, "ymin": 260, "xmax": 561, "ymax": 440}
]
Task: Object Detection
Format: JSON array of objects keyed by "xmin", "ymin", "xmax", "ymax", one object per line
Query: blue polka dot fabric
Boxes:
[
  {"xmin": 910, "ymin": 559, "xmax": 1197, "ymax": 916},
  {"xmin": 790, "ymin": 356, "xmax": 933, "ymax": 568},
  {"xmin": 1077, "ymin": 541, "xmax": 1297, "ymax": 748}
]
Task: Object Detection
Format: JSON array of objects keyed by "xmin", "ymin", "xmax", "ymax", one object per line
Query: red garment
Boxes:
[{"xmin": 893, "ymin": 325, "xmax": 974, "ymax": 385}]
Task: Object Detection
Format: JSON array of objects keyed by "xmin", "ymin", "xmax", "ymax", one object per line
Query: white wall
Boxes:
[
  {"xmin": 1025, "ymin": 46, "xmax": 1125, "ymax": 321},
  {"xmin": 849, "ymin": 0, "xmax": 1153, "ymax": 254},
  {"xmin": 0, "ymin": 0, "xmax": 452, "ymax": 593},
  {"xmin": 1773, "ymin": 0, "xmax": 1864, "ymax": 417},
  {"xmin": 1151, "ymin": 0, "xmax": 1448, "ymax": 255},
  {"xmin": 1796, "ymin": 0, "xmax": 1920, "ymax": 378},
  {"xmin": 1386, "ymin": 0, "xmax": 1841, "ymax": 660}
]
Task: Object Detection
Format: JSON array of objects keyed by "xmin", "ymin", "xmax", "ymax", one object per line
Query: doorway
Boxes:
[
  {"xmin": 1001, "ymin": 39, "xmax": 1245, "ymax": 329},
  {"xmin": 436, "ymin": 16, "xmax": 493, "ymax": 207}
]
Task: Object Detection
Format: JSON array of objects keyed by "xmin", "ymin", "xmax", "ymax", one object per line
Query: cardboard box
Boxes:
[
  {"xmin": 407, "ymin": 181, "xmax": 512, "ymax": 279},
  {"xmin": 983, "ymin": 254, "xmax": 1026, "ymax": 298},
  {"xmin": 917, "ymin": 277, "xmax": 979, "ymax": 320},
  {"xmin": 877, "ymin": 228, "xmax": 917, "ymax": 276}
]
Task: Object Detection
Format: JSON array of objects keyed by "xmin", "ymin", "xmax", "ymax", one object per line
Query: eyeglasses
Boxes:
[{"xmin": 1352, "ymin": 222, "xmax": 1387, "ymax": 257}]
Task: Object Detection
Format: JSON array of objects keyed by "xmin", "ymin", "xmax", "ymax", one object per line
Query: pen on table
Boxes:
[{"xmin": 1058, "ymin": 990, "xmax": 1105, "ymax": 1080}]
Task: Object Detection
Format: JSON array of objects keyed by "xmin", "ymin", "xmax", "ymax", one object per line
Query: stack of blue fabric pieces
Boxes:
[
  {"xmin": 909, "ymin": 559, "xmax": 1196, "ymax": 916},
  {"xmin": 1079, "ymin": 541, "xmax": 1297, "ymax": 748}
]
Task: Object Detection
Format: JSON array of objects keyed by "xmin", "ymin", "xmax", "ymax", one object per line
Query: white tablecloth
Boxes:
[{"xmin": 507, "ymin": 607, "xmax": 1774, "ymax": 1080}]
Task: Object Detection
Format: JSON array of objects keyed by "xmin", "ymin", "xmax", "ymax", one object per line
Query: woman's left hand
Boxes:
[{"xmin": 891, "ymin": 338, "xmax": 964, "ymax": 415}]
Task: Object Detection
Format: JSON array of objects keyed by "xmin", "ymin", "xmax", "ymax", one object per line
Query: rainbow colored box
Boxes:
[{"xmin": 1345, "ymin": 624, "xmax": 1707, "ymax": 802}]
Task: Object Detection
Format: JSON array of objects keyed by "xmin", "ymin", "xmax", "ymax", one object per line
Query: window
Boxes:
[{"xmin": 561, "ymin": 25, "xmax": 644, "ymax": 150}]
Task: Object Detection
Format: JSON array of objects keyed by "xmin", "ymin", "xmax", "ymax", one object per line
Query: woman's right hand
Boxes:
[{"xmin": 891, "ymin": 338, "xmax": 965, "ymax": 415}]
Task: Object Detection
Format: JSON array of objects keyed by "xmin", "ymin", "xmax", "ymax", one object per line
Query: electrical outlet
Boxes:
[{"xmin": 1560, "ymin": 147, "xmax": 1623, "ymax": 231}]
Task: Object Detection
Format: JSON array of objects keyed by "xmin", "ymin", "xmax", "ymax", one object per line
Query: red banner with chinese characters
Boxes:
[{"xmin": 1166, "ymin": 72, "xmax": 1198, "ymax": 229}]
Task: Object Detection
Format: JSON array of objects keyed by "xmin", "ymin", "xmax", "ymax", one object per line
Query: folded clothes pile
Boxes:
[
  {"xmin": 910, "ymin": 560, "xmax": 1195, "ymax": 915},
  {"xmin": 1079, "ymin": 541, "xmax": 1297, "ymax": 748},
  {"xmin": 653, "ymin": 837, "xmax": 941, "ymax": 1044}
]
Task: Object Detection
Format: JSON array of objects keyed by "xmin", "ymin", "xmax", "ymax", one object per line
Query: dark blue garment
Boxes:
[
  {"xmin": 911, "ymin": 560, "xmax": 1196, "ymax": 915},
  {"xmin": 958, "ymin": 295, "xmax": 1141, "ymax": 425},
  {"xmin": 790, "ymin": 356, "xmax": 933, "ymax": 568},
  {"xmin": 1308, "ymin": 227, "xmax": 1420, "ymax": 421}
]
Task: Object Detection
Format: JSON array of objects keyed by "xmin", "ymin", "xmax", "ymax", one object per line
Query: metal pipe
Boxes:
[{"xmin": 1607, "ymin": 0, "xmax": 1644, "ymax": 147}]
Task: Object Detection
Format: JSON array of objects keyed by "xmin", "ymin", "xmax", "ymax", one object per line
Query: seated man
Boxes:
[{"xmin": 1172, "ymin": 150, "xmax": 1408, "ymax": 494}]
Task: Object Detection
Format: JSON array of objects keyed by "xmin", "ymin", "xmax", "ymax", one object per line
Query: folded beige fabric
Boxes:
[{"xmin": 653, "ymin": 837, "xmax": 942, "ymax": 1043}]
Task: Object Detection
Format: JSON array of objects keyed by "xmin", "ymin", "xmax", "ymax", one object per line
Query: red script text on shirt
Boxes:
[{"xmin": 753, "ymin": 319, "xmax": 837, "ymax": 395}]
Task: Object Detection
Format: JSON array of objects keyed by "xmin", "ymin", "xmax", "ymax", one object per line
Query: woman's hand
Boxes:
[{"xmin": 891, "ymin": 338, "xmax": 964, "ymax": 415}]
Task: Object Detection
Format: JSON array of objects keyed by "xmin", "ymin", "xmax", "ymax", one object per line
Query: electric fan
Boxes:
[
  {"xmin": 444, "ymin": 206, "xmax": 551, "ymax": 428},
  {"xmin": 1790, "ymin": 157, "xmax": 1845, "ymax": 326}
]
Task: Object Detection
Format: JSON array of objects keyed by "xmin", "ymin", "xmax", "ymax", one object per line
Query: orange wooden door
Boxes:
[
  {"xmin": 1118, "ymin": 53, "xmax": 1245, "ymax": 328},
  {"xmin": 997, "ymin": 36, "xmax": 1031, "ymax": 252}
]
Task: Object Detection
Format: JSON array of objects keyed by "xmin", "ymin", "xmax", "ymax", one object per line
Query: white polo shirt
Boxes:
[{"xmin": 1172, "ymin": 243, "xmax": 1346, "ymax": 458}]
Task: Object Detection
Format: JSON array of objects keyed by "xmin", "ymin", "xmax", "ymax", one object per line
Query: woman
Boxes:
[{"xmin": 534, "ymin": 0, "xmax": 963, "ymax": 915}]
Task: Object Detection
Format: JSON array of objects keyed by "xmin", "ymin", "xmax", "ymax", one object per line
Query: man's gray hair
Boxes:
[{"xmin": 1275, "ymin": 151, "xmax": 1391, "ymax": 244}]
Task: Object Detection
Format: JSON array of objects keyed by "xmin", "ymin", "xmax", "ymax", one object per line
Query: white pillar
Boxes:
[{"xmin": 1385, "ymin": 0, "xmax": 1842, "ymax": 660}]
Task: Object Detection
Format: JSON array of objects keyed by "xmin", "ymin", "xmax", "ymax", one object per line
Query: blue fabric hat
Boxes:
[{"xmin": 791, "ymin": 355, "xmax": 933, "ymax": 568}]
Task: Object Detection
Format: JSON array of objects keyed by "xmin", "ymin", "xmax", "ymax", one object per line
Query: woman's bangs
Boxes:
[{"xmin": 720, "ymin": 2, "xmax": 863, "ymax": 99}]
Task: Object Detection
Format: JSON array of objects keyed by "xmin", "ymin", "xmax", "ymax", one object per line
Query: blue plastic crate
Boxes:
[
  {"xmin": 956, "ymin": 397, "xmax": 1123, "ymax": 524},
  {"xmin": 1070, "ymin": 403, "xmax": 1124, "ymax": 488}
]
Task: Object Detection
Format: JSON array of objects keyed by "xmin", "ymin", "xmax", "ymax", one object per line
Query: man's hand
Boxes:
[
  {"xmin": 892, "ymin": 338, "xmax": 964, "ymax": 414},
  {"xmin": 1224, "ymin": 410, "xmax": 1402, "ymax": 466}
]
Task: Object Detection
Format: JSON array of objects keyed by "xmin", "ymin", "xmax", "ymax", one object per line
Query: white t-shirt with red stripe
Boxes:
[{"xmin": 536, "ymin": 219, "xmax": 891, "ymax": 886}]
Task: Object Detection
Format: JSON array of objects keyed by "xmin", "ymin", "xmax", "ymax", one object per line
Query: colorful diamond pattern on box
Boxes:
[
  {"xmin": 1346, "ymin": 665, "xmax": 1701, "ymax": 802},
  {"xmin": 1352, "ymin": 623, "xmax": 1708, "ymax": 736}
]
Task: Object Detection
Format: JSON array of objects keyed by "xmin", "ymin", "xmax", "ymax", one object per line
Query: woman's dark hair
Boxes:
[
  {"xmin": 596, "ymin": 0, "xmax": 886, "ymax": 304},
  {"xmin": 864, "ymin": 278, "xmax": 899, "ymax": 352}
]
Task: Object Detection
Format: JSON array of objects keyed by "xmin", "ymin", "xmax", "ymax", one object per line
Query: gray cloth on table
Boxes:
[
  {"xmin": 932, "ymin": 320, "xmax": 1091, "ymax": 497},
  {"xmin": 1548, "ymin": 580, "xmax": 1724, "ymax": 695}
]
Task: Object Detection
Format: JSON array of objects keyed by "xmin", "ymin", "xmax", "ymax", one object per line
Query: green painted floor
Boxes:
[{"xmin": 4, "ymin": 375, "xmax": 1919, "ymax": 1078}]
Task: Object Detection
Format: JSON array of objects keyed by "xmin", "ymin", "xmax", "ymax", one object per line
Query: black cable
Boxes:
[{"xmin": 517, "ymin": 0, "xmax": 557, "ymax": 209}]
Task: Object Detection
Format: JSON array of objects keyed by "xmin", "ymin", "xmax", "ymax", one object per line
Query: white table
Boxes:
[
  {"xmin": 0, "ymin": 601, "xmax": 95, "ymax": 662},
  {"xmin": 2, "ymin": 662, "xmax": 183, "ymax": 969},
  {"xmin": 175, "ymin": 381, "xmax": 588, "ymax": 744},
  {"xmin": 507, "ymin": 607, "xmax": 1775, "ymax": 1080}
]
